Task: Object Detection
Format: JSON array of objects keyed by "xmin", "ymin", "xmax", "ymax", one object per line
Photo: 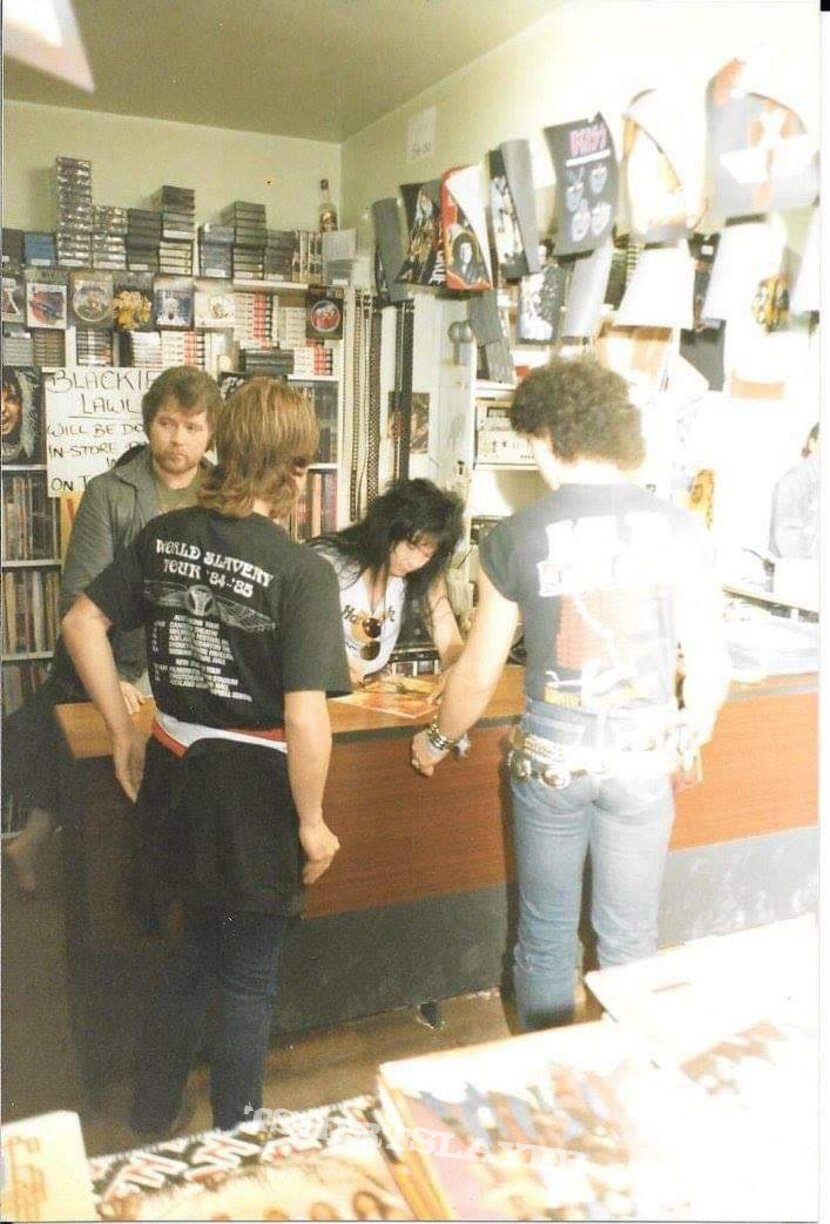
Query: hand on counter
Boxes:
[
  {"xmin": 112, "ymin": 725, "xmax": 147, "ymax": 802},
  {"xmin": 119, "ymin": 679, "xmax": 148, "ymax": 716},
  {"xmin": 410, "ymin": 728, "xmax": 448, "ymax": 777},
  {"xmin": 300, "ymin": 819, "xmax": 341, "ymax": 885}
]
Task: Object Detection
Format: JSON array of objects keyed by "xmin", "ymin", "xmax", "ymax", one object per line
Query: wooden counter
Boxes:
[
  {"xmin": 55, "ymin": 666, "xmax": 817, "ymax": 921},
  {"xmin": 53, "ymin": 667, "xmax": 817, "ymax": 1094}
]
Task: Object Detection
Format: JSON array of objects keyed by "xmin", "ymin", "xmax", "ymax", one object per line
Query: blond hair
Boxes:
[{"xmin": 198, "ymin": 378, "xmax": 318, "ymax": 519}]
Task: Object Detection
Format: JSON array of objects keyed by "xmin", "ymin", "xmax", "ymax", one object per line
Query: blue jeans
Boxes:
[
  {"xmin": 131, "ymin": 905, "xmax": 287, "ymax": 1133},
  {"xmin": 510, "ymin": 703, "xmax": 675, "ymax": 1031}
]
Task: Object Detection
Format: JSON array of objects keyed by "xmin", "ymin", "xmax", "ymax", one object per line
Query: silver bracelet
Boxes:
[{"xmin": 426, "ymin": 719, "xmax": 461, "ymax": 753}]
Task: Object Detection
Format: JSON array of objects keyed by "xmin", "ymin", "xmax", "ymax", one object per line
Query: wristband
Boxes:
[{"xmin": 425, "ymin": 719, "xmax": 462, "ymax": 753}]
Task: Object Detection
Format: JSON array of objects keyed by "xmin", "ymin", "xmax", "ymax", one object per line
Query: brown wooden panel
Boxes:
[
  {"xmin": 672, "ymin": 690, "xmax": 818, "ymax": 849},
  {"xmin": 306, "ymin": 725, "xmax": 515, "ymax": 918}
]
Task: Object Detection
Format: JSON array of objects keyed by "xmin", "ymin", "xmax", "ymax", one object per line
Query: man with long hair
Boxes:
[
  {"xmin": 411, "ymin": 357, "xmax": 729, "ymax": 1030},
  {"xmin": 63, "ymin": 378, "xmax": 350, "ymax": 1135}
]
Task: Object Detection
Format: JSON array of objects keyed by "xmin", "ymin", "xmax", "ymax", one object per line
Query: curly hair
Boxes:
[
  {"xmin": 313, "ymin": 478, "xmax": 464, "ymax": 607},
  {"xmin": 510, "ymin": 357, "xmax": 645, "ymax": 471},
  {"xmin": 142, "ymin": 365, "xmax": 222, "ymax": 434},
  {"xmin": 198, "ymin": 378, "xmax": 318, "ymax": 519}
]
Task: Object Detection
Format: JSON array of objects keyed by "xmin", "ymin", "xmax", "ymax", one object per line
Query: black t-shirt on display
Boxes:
[
  {"xmin": 481, "ymin": 482, "xmax": 716, "ymax": 712},
  {"xmin": 85, "ymin": 506, "xmax": 351, "ymax": 726}
]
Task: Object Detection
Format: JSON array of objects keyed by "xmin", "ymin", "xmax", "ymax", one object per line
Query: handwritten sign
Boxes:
[
  {"xmin": 407, "ymin": 106, "xmax": 436, "ymax": 163},
  {"xmin": 44, "ymin": 367, "xmax": 158, "ymax": 495}
]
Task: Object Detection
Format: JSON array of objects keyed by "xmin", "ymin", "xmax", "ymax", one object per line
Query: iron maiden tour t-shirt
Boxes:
[
  {"xmin": 85, "ymin": 506, "xmax": 351, "ymax": 727},
  {"xmin": 480, "ymin": 482, "xmax": 718, "ymax": 713}
]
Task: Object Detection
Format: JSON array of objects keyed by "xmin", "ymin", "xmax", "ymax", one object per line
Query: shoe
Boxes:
[{"xmin": 129, "ymin": 1095, "xmax": 196, "ymax": 1146}]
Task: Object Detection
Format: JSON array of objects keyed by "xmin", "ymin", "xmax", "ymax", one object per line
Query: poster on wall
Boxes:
[
  {"xmin": 43, "ymin": 366, "xmax": 156, "ymax": 495},
  {"xmin": 2, "ymin": 365, "xmax": 45, "ymax": 464},
  {"xmin": 397, "ymin": 181, "xmax": 446, "ymax": 288},
  {"xmin": 544, "ymin": 113, "xmax": 618, "ymax": 256},
  {"xmin": 706, "ymin": 59, "xmax": 819, "ymax": 220},
  {"xmin": 623, "ymin": 90, "xmax": 700, "ymax": 244},
  {"xmin": 440, "ymin": 164, "xmax": 492, "ymax": 292},
  {"xmin": 488, "ymin": 140, "xmax": 541, "ymax": 280}
]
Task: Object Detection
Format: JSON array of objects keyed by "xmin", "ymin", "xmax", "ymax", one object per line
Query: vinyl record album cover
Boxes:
[
  {"xmin": 545, "ymin": 114, "xmax": 618, "ymax": 256},
  {"xmin": 68, "ymin": 270, "xmax": 114, "ymax": 328},
  {"xmin": 2, "ymin": 365, "xmax": 45, "ymax": 464},
  {"xmin": 25, "ymin": 275, "xmax": 68, "ymax": 330},
  {"xmin": 441, "ymin": 164, "xmax": 493, "ymax": 292},
  {"xmin": 305, "ymin": 288, "xmax": 344, "ymax": 340},
  {"xmin": 112, "ymin": 273, "xmax": 155, "ymax": 331},
  {"xmin": 1, "ymin": 274, "xmax": 26, "ymax": 324},
  {"xmin": 153, "ymin": 277, "xmax": 194, "ymax": 329},
  {"xmin": 193, "ymin": 279, "xmax": 236, "ymax": 329},
  {"xmin": 397, "ymin": 181, "xmax": 446, "ymax": 288}
]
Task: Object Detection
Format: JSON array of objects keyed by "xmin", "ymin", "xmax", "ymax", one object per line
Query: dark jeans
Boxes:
[{"xmin": 131, "ymin": 904, "xmax": 288, "ymax": 1133}]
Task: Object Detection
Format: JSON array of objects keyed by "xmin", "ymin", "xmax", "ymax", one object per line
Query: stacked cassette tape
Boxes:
[
  {"xmin": 222, "ymin": 201, "xmax": 267, "ymax": 280},
  {"xmin": 92, "ymin": 206, "xmax": 128, "ymax": 270},
  {"xmin": 156, "ymin": 186, "xmax": 195, "ymax": 275},
  {"xmin": 126, "ymin": 210, "xmax": 162, "ymax": 272},
  {"xmin": 264, "ymin": 230, "xmax": 298, "ymax": 282},
  {"xmin": 198, "ymin": 224, "xmax": 234, "ymax": 278},
  {"xmin": 54, "ymin": 156, "xmax": 93, "ymax": 267}
]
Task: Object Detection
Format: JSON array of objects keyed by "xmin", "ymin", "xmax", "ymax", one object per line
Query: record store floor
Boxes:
[{"xmin": 1, "ymin": 828, "xmax": 602, "ymax": 1159}]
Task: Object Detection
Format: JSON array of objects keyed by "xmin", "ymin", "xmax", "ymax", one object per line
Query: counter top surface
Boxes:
[{"xmin": 54, "ymin": 667, "xmax": 816, "ymax": 761}]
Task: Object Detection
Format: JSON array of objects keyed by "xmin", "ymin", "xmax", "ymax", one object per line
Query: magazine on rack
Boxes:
[
  {"xmin": 584, "ymin": 916, "xmax": 818, "ymax": 1221},
  {"xmin": 377, "ymin": 1020, "xmax": 742, "ymax": 1221},
  {"xmin": 90, "ymin": 1095, "xmax": 412, "ymax": 1222}
]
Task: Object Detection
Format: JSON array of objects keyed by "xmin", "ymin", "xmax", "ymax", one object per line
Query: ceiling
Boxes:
[{"xmin": 3, "ymin": 0, "xmax": 560, "ymax": 143}]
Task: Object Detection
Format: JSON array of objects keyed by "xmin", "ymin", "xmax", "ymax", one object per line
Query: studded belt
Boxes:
[{"xmin": 507, "ymin": 725, "xmax": 676, "ymax": 787}]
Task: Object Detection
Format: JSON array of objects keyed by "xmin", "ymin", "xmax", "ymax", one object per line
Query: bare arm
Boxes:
[
  {"xmin": 412, "ymin": 571, "xmax": 519, "ymax": 775},
  {"xmin": 427, "ymin": 576, "xmax": 464, "ymax": 669},
  {"xmin": 61, "ymin": 595, "xmax": 146, "ymax": 801},
  {"xmin": 283, "ymin": 689, "xmax": 340, "ymax": 884}
]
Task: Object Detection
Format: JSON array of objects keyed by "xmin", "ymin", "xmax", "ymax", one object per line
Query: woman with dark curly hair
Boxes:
[
  {"xmin": 312, "ymin": 479, "xmax": 465, "ymax": 687},
  {"xmin": 412, "ymin": 357, "xmax": 730, "ymax": 1030}
]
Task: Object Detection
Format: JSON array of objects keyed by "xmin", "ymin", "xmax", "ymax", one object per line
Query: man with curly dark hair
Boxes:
[{"xmin": 412, "ymin": 356, "xmax": 730, "ymax": 1030}]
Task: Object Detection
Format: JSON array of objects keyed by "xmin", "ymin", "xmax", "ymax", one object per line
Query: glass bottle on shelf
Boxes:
[{"xmin": 318, "ymin": 179, "xmax": 338, "ymax": 233}]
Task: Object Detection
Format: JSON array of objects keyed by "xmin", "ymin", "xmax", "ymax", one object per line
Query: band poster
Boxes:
[
  {"xmin": 623, "ymin": 90, "xmax": 697, "ymax": 244},
  {"xmin": 439, "ymin": 164, "xmax": 493, "ymax": 292},
  {"xmin": 544, "ymin": 113, "xmax": 618, "ymax": 256},
  {"xmin": 706, "ymin": 60, "xmax": 819, "ymax": 220},
  {"xmin": 488, "ymin": 140, "xmax": 541, "ymax": 281},
  {"xmin": 397, "ymin": 181, "xmax": 446, "ymax": 288}
]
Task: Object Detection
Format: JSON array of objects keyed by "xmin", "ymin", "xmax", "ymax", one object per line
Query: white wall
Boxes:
[
  {"xmin": 341, "ymin": 0, "xmax": 819, "ymax": 226},
  {"xmin": 3, "ymin": 100, "xmax": 341, "ymax": 232}
]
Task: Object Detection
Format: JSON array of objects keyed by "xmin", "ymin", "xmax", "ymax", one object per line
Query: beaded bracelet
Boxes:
[{"xmin": 426, "ymin": 719, "xmax": 462, "ymax": 753}]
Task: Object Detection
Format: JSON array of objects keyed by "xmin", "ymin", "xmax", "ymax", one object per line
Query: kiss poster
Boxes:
[{"xmin": 544, "ymin": 113, "xmax": 618, "ymax": 256}]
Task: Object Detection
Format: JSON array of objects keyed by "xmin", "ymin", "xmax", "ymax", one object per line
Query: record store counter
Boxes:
[{"xmin": 54, "ymin": 665, "xmax": 818, "ymax": 1097}]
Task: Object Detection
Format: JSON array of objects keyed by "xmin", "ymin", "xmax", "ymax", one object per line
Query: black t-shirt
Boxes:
[
  {"xmin": 481, "ymin": 482, "xmax": 716, "ymax": 712},
  {"xmin": 85, "ymin": 506, "xmax": 350, "ymax": 726}
]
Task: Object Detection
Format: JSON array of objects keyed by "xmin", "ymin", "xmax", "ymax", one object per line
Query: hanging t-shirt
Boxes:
[
  {"xmin": 313, "ymin": 544, "xmax": 406, "ymax": 677},
  {"xmin": 480, "ymin": 482, "xmax": 716, "ymax": 713},
  {"xmin": 85, "ymin": 506, "xmax": 351, "ymax": 727}
]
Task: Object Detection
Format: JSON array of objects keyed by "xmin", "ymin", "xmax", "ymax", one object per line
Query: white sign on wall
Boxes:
[
  {"xmin": 44, "ymin": 366, "xmax": 158, "ymax": 495},
  {"xmin": 407, "ymin": 106, "xmax": 437, "ymax": 163}
]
